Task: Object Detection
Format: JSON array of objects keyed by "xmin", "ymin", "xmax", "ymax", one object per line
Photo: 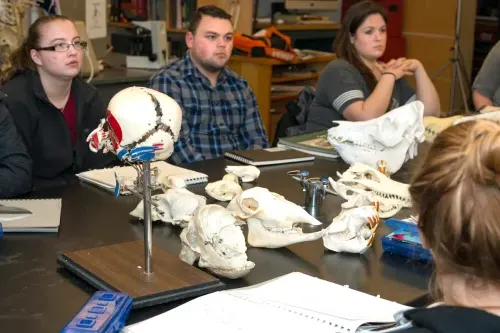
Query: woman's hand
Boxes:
[
  {"xmin": 380, "ymin": 57, "xmax": 412, "ymax": 80},
  {"xmin": 402, "ymin": 59, "xmax": 423, "ymax": 74}
]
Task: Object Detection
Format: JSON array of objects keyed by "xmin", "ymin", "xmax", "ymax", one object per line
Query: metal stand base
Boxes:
[{"xmin": 58, "ymin": 240, "xmax": 225, "ymax": 309}]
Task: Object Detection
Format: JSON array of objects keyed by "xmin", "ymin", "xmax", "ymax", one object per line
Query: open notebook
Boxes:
[
  {"xmin": 0, "ymin": 199, "xmax": 62, "ymax": 232},
  {"xmin": 77, "ymin": 161, "xmax": 208, "ymax": 195},
  {"xmin": 122, "ymin": 272, "xmax": 411, "ymax": 333}
]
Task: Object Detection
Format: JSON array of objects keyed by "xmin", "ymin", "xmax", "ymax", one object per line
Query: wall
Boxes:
[
  {"xmin": 403, "ymin": 0, "xmax": 476, "ymax": 115},
  {"xmin": 256, "ymin": 0, "xmax": 341, "ymax": 22}
]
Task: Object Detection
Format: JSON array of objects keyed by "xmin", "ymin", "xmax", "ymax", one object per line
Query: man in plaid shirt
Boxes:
[{"xmin": 148, "ymin": 5, "xmax": 269, "ymax": 165}]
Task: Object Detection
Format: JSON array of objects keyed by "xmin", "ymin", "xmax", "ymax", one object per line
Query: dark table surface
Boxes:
[
  {"xmin": 0, "ymin": 156, "xmax": 433, "ymax": 332},
  {"xmin": 89, "ymin": 67, "xmax": 157, "ymax": 86}
]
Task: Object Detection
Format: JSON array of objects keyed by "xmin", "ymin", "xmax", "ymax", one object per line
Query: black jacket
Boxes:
[
  {"xmin": 399, "ymin": 306, "xmax": 500, "ymax": 333},
  {"xmin": 0, "ymin": 92, "xmax": 32, "ymax": 197},
  {"xmin": 1, "ymin": 70, "xmax": 114, "ymax": 190}
]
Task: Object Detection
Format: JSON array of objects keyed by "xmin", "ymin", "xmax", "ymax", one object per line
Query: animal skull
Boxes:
[
  {"xmin": 179, "ymin": 204, "xmax": 255, "ymax": 279},
  {"xmin": 327, "ymin": 101, "xmax": 425, "ymax": 174},
  {"xmin": 328, "ymin": 163, "xmax": 411, "ymax": 218},
  {"xmin": 225, "ymin": 165, "xmax": 260, "ymax": 182},
  {"xmin": 323, "ymin": 205, "xmax": 380, "ymax": 254},
  {"xmin": 130, "ymin": 188, "xmax": 206, "ymax": 227},
  {"xmin": 205, "ymin": 177, "xmax": 243, "ymax": 202},
  {"xmin": 453, "ymin": 110, "xmax": 500, "ymax": 125},
  {"xmin": 226, "ymin": 187, "xmax": 324, "ymax": 248},
  {"xmin": 87, "ymin": 86, "xmax": 182, "ymax": 162}
]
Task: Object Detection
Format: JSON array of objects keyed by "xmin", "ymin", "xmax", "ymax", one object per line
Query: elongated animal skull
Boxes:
[
  {"xmin": 327, "ymin": 101, "xmax": 425, "ymax": 174},
  {"xmin": 87, "ymin": 86, "xmax": 182, "ymax": 162},
  {"xmin": 329, "ymin": 163, "xmax": 411, "ymax": 218},
  {"xmin": 225, "ymin": 165, "xmax": 260, "ymax": 182},
  {"xmin": 323, "ymin": 205, "xmax": 380, "ymax": 254},
  {"xmin": 179, "ymin": 204, "xmax": 255, "ymax": 279},
  {"xmin": 130, "ymin": 188, "xmax": 206, "ymax": 228},
  {"xmin": 226, "ymin": 187, "xmax": 323, "ymax": 248},
  {"xmin": 205, "ymin": 176, "xmax": 243, "ymax": 201}
]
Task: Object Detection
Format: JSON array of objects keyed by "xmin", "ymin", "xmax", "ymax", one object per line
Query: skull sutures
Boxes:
[
  {"xmin": 87, "ymin": 86, "xmax": 182, "ymax": 162},
  {"xmin": 226, "ymin": 187, "xmax": 324, "ymax": 248},
  {"xmin": 179, "ymin": 204, "xmax": 255, "ymax": 279},
  {"xmin": 327, "ymin": 101, "xmax": 425, "ymax": 174}
]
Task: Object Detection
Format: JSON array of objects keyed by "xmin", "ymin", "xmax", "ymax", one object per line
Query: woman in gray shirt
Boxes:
[{"xmin": 306, "ymin": 0, "xmax": 440, "ymax": 132}]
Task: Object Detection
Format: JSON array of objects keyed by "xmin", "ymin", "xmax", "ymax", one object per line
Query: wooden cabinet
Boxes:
[{"xmin": 227, "ymin": 52, "xmax": 335, "ymax": 143}]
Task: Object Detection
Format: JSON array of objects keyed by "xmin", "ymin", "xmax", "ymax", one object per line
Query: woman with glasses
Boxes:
[{"xmin": 0, "ymin": 15, "xmax": 113, "ymax": 190}]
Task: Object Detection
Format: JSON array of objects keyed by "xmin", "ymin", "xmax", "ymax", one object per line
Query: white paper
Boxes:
[{"xmin": 85, "ymin": 0, "xmax": 106, "ymax": 39}]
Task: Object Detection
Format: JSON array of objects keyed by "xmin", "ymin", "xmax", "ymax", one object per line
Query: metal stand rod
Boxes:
[
  {"xmin": 449, "ymin": 0, "xmax": 462, "ymax": 113},
  {"xmin": 143, "ymin": 161, "xmax": 153, "ymax": 274}
]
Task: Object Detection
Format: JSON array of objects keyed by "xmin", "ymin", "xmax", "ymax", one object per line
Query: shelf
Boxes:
[
  {"xmin": 272, "ymin": 73, "xmax": 319, "ymax": 83},
  {"xmin": 255, "ymin": 22, "xmax": 340, "ymax": 31},
  {"xmin": 271, "ymin": 92, "xmax": 299, "ymax": 102},
  {"xmin": 108, "ymin": 21, "xmax": 135, "ymax": 28}
]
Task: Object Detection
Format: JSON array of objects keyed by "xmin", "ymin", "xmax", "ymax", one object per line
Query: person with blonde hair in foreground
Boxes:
[{"xmin": 393, "ymin": 119, "xmax": 500, "ymax": 332}]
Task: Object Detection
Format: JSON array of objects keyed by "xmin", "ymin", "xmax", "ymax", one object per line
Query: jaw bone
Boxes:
[
  {"xmin": 205, "ymin": 177, "xmax": 243, "ymax": 202},
  {"xmin": 179, "ymin": 204, "xmax": 255, "ymax": 279},
  {"xmin": 328, "ymin": 162, "xmax": 411, "ymax": 218},
  {"xmin": 327, "ymin": 100, "xmax": 425, "ymax": 174},
  {"xmin": 225, "ymin": 165, "xmax": 261, "ymax": 182},
  {"xmin": 226, "ymin": 187, "xmax": 324, "ymax": 248},
  {"xmin": 130, "ymin": 188, "xmax": 206, "ymax": 227},
  {"xmin": 323, "ymin": 205, "xmax": 380, "ymax": 254}
]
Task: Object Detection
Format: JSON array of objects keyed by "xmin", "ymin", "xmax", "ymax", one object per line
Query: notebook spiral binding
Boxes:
[
  {"xmin": 228, "ymin": 291, "xmax": 353, "ymax": 332},
  {"xmin": 224, "ymin": 153, "xmax": 250, "ymax": 164}
]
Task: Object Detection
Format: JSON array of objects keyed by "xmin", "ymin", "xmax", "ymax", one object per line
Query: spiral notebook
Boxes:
[
  {"xmin": 0, "ymin": 199, "xmax": 62, "ymax": 232},
  {"xmin": 224, "ymin": 147, "xmax": 314, "ymax": 166},
  {"xmin": 77, "ymin": 161, "xmax": 208, "ymax": 195},
  {"xmin": 122, "ymin": 272, "xmax": 411, "ymax": 333}
]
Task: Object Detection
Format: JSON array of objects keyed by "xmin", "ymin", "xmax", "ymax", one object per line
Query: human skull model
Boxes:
[
  {"xmin": 226, "ymin": 187, "xmax": 324, "ymax": 248},
  {"xmin": 179, "ymin": 205, "xmax": 255, "ymax": 279},
  {"xmin": 328, "ymin": 162, "xmax": 411, "ymax": 218},
  {"xmin": 130, "ymin": 188, "xmax": 206, "ymax": 228},
  {"xmin": 327, "ymin": 101, "xmax": 425, "ymax": 174},
  {"xmin": 225, "ymin": 165, "xmax": 260, "ymax": 182},
  {"xmin": 323, "ymin": 205, "xmax": 380, "ymax": 254},
  {"xmin": 87, "ymin": 86, "xmax": 182, "ymax": 162}
]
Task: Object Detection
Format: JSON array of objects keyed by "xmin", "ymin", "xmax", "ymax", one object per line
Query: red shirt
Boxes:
[{"xmin": 62, "ymin": 93, "xmax": 77, "ymax": 147}]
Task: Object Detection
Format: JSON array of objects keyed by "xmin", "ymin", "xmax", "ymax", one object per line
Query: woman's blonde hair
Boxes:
[
  {"xmin": 0, "ymin": 15, "xmax": 72, "ymax": 84},
  {"xmin": 410, "ymin": 119, "xmax": 500, "ymax": 298}
]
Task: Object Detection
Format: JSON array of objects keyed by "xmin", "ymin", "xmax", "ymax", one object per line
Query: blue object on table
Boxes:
[
  {"xmin": 61, "ymin": 291, "xmax": 133, "ymax": 333},
  {"xmin": 0, "ymin": 223, "xmax": 3, "ymax": 238},
  {"xmin": 381, "ymin": 218, "xmax": 432, "ymax": 262}
]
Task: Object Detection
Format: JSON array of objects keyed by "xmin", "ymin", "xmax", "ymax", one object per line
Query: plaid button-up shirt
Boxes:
[{"xmin": 148, "ymin": 52, "xmax": 269, "ymax": 165}]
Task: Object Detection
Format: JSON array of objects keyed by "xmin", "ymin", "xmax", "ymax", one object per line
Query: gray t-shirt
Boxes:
[
  {"xmin": 472, "ymin": 40, "xmax": 500, "ymax": 107},
  {"xmin": 305, "ymin": 59, "xmax": 416, "ymax": 132}
]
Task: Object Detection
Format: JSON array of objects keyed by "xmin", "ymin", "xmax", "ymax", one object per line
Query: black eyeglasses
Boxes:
[{"xmin": 36, "ymin": 41, "xmax": 88, "ymax": 52}]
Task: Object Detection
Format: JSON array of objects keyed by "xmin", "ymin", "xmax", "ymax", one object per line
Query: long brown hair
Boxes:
[
  {"xmin": 410, "ymin": 120, "xmax": 500, "ymax": 300},
  {"xmin": 334, "ymin": 0, "xmax": 387, "ymax": 92},
  {"xmin": 0, "ymin": 15, "xmax": 72, "ymax": 84}
]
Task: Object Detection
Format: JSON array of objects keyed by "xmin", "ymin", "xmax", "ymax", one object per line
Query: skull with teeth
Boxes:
[
  {"xmin": 328, "ymin": 163, "xmax": 411, "ymax": 218},
  {"xmin": 226, "ymin": 187, "xmax": 324, "ymax": 248},
  {"xmin": 327, "ymin": 101, "xmax": 425, "ymax": 174},
  {"xmin": 86, "ymin": 86, "xmax": 182, "ymax": 162},
  {"xmin": 323, "ymin": 205, "xmax": 380, "ymax": 254},
  {"xmin": 179, "ymin": 204, "xmax": 255, "ymax": 279}
]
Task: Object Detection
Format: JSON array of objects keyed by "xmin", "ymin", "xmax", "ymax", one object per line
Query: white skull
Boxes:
[
  {"xmin": 323, "ymin": 205, "xmax": 380, "ymax": 254},
  {"xmin": 226, "ymin": 187, "xmax": 324, "ymax": 248},
  {"xmin": 225, "ymin": 165, "xmax": 260, "ymax": 182},
  {"xmin": 205, "ymin": 177, "xmax": 243, "ymax": 202},
  {"xmin": 130, "ymin": 188, "xmax": 206, "ymax": 228},
  {"xmin": 328, "ymin": 162, "xmax": 411, "ymax": 218},
  {"xmin": 453, "ymin": 110, "xmax": 500, "ymax": 125},
  {"xmin": 179, "ymin": 205, "xmax": 255, "ymax": 279},
  {"xmin": 327, "ymin": 101, "xmax": 425, "ymax": 174},
  {"xmin": 86, "ymin": 86, "xmax": 182, "ymax": 162}
]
